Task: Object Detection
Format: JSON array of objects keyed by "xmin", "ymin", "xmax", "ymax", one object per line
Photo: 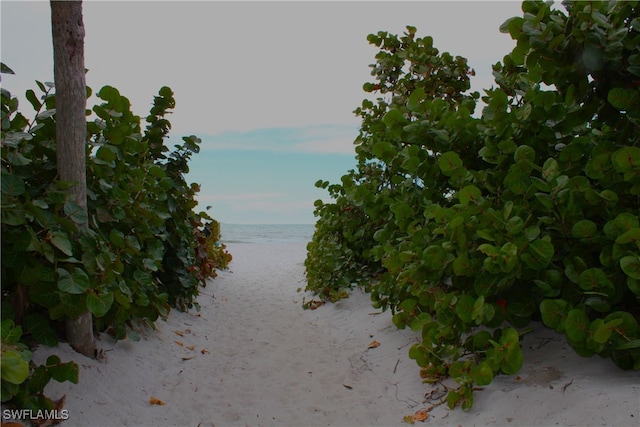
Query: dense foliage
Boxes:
[
  {"xmin": 305, "ymin": 0, "xmax": 640, "ymax": 411},
  {"xmin": 1, "ymin": 76, "xmax": 231, "ymax": 406}
]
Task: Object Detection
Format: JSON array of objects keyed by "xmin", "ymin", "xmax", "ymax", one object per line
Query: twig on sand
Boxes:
[{"xmin": 561, "ymin": 379, "xmax": 574, "ymax": 394}]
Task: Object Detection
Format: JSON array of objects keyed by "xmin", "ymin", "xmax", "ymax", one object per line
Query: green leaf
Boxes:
[
  {"xmin": 540, "ymin": 299, "xmax": 569, "ymax": 330},
  {"xmin": 6, "ymin": 151, "xmax": 32, "ymax": 166},
  {"xmin": 514, "ymin": 145, "xmax": 535, "ymax": 163},
  {"xmin": 109, "ymin": 229, "xmax": 125, "ymax": 248},
  {"xmin": 572, "ymin": 220, "xmax": 597, "ymax": 239},
  {"xmin": 453, "ymin": 253, "xmax": 473, "ymax": 276},
  {"xmin": 49, "ymin": 231, "xmax": 74, "ymax": 256},
  {"xmin": 500, "ymin": 16, "xmax": 524, "ymax": 38},
  {"xmin": 25, "ymin": 88, "xmax": 41, "ymax": 110},
  {"xmin": 1, "ymin": 320, "xmax": 22, "ymax": 344},
  {"xmin": 149, "ymin": 164, "xmax": 166, "ymax": 178},
  {"xmin": 47, "ymin": 358, "xmax": 79, "ymax": 384},
  {"xmin": 446, "ymin": 390, "xmax": 462, "ymax": 410},
  {"xmin": 456, "ymin": 295, "xmax": 475, "ymax": 323},
  {"xmin": 0, "ymin": 62, "xmax": 15, "ymax": 74},
  {"xmin": 96, "ymin": 145, "xmax": 117, "ymax": 163},
  {"xmin": 1, "ymin": 174, "xmax": 25, "ymax": 196},
  {"xmin": 382, "ymin": 108, "xmax": 407, "ymax": 128},
  {"xmin": 471, "ymin": 362, "xmax": 494, "ymax": 386},
  {"xmin": 565, "ymin": 309, "xmax": 590, "ymax": 343},
  {"xmin": 422, "ymin": 245, "xmax": 453, "ymax": 271},
  {"xmin": 407, "ymin": 87, "xmax": 426, "ymax": 112},
  {"xmin": 585, "ymin": 153, "xmax": 611, "ymax": 179},
  {"xmin": 459, "ymin": 185, "xmax": 481, "ymax": 205},
  {"xmin": 593, "ymin": 319, "xmax": 623, "ymax": 344},
  {"xmin": 506, "ymin": 216, "xmax": 524, "ymax": 236},
  {"xmin": 0, "ymin": 349, "xmax": 29, "ymax": 385},
  {"xmin": 57, "ymin": 268, "xmax": 90, "ymax": 295},
  {"xmin": 615, "ymin": 339, "xmax": 640, "ymax": 350},
  {"xmin": 522, "ymin": 238, "xmax": 554, "ymax": 270},
  {"xmin": 615, "ymin": 228, "xmax": 640, "ymax": 245},
  {"xmin": 578, "ymin": 268, "xmax": 613, "ymax": 294},
  {"xmin": 620, "ymin": 256, "xmax": 640, "ymax": 280},
  {"xmin": 500, "ymin": 328, "xmax": 523, "ymax": 374},
  {"xmin": 86, "ymin": 292, "xmax": 114, "ymax": 317},
  {"xmin": 627, "ymin": 277, "xmax": 640, "ymax": 295},
  {"xmin": 23, "ymin": 313, "xmax": 58, "ymax": 346},
  {"xmin": 498, "ymin": 242, "xmax": 518, "ymax": 273},
  {"xmin": 64, "ymin": 202, "xmax": 87, "ymax": 225},
  {"xmin": 408, "ymin": 344, "xmax": 428, "ymax": 367},
  {"xmin": 608, "ymin": 88, "xmax": 638, "ymax": 111},
  {"xmin": 611, "ymin": 147, "xmax": 640, "ymax": 173},
  {"xmin": 439, "ymin": 151, "xmax": 463, "ymax": 176},
  {"xmin": 542, "ymin": 158, "xmax": 559, "ymax": 182}
]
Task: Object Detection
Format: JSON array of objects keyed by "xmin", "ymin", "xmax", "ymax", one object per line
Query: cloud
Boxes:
[
  {"xmin": 199, "ymin": 124, "xmax": 358, "ymax": 155},
  {"xmin": 292, "ymin": 137, "xmax": 356, "ymax": 155}
]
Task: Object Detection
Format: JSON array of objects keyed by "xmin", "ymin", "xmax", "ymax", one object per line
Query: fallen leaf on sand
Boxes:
[
  {"xmin": 411, "ymin": 409, "xmax": 429, "ymax": 422},
  {"xmin": 368, "ymin": 340, "xmax": 381, "ymax": 349},
  {"xmin": 174, "ymin": 340, "xmax": 184, "ymax": 347},
  {"xmin": 174, "ymin": 330, "xmax": 184, "ymax": 337},
  {"xmin": 343, "ymin": 384, "xmax": 353, "ymax": 390},
  {"xmin": 186, "ymin": 345, "xmax": 195, "ymax": 351},
  {"xmin": 150, "ymin": 397, "xmax": 166, "ymax": 406},
  {"xmin": 181, "ymin": 356, "xmax": 197, "ymax": 361},
  {"xmin": 201, "ymin": 349, "xmax": 210, "ymax": 354},
  {"xmin": 306, "ymin": 299, "xmax": 325, "ymax": 310}
]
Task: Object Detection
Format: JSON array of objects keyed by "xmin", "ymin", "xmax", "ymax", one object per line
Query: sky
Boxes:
[{"xmin": 1, "ymin": 1, "xmax": 523, "ymax": 224}]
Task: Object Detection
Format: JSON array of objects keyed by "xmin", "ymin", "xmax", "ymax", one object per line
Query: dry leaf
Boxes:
[
  {"xmin": 308, "ymin": 300, "xmax": 325, "ymax": 310},
  {"xmin": 174, "ymin": 330, "xmax": 184, "ymax": 337},
  {"xmin": 412, "ymin": 409, "xmax": 429, "ymax": 422},
  {"xmin": 150, "ymin": 397, "xmax": 166, "ymax": 406},
  {"xmin": 343, "ymin": 384, "xmax": 353, "ymax": 390},
  {"xmin": 368, "ymin": 340, "xmax": 381, "ymax": 349},
  {"xmin": 174, "ymin": 340, "xmax": 184, "ymax": 347},
  {"xmin": 201, "ymin": 349, "xmax": 210, "ymax": 354},
  {"xmin": 181, "ymin": 356, "xmax": 197, "ymax": 361},
  {"xmin": 186, "ymin": 345, "xmax": 195, "ymax": 351}
]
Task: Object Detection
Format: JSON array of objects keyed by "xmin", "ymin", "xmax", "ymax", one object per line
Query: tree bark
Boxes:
[{"xmin": 51, "ymin": 0, "xmax": 95, "ymax": 358}]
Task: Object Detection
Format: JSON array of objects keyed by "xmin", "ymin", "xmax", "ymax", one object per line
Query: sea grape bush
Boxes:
[
  {"xmin": 305, "ymin": 0, "xmax": 640, "ymax": 411},
  {"xmin": 2, "ymin": 80, "xmax": 231, "ymax": 338},
  {"xmin": 1, "ymin": 76, "xmax": 231, "ymax": 403},
  {"xmin": 1, "ymin": 319, "xmax": 78, "ymax": 410}
]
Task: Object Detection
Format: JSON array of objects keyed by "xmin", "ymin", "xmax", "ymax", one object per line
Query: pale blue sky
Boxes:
[{"xmin": 2, "ymin": 1, "xmax": 523, "ymax": 224}]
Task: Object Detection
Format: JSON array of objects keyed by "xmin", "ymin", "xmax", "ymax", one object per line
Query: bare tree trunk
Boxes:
[{"xmin": 51, "ymin": 0, "xmax": 95, "ymax": 358}]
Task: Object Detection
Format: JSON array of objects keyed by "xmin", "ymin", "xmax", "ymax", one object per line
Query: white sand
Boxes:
[{"xmin": 31, "ymin": 242, "xmax": 640, "ymax": 427}]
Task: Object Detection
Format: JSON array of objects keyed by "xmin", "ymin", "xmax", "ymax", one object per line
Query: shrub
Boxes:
[
  {"xmin": 305, "ymin": 1, "xmax": 640, "ymax": 410},
  {"xmin": 1, "ymin": 76, "xmax": 230, "ymax": 405}
]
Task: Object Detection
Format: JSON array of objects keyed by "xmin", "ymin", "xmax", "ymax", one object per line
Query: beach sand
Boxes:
[{"xmin": 30, "ymin": 242, "xmax": 640, "ymax": 426}]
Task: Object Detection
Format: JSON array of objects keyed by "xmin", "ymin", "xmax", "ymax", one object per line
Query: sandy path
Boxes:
[
  {"xmin": 29, "ymin": 242, "xmax": 640, "ymax": 427},
  {"xmin": 32, "ymin": 243, "xmax": 425, "ymax": 426}
]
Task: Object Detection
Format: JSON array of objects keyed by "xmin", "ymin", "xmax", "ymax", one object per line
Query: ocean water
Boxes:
[{"xmin": 219, "ymin": 223, "xmax": 315, "ymax": 244}]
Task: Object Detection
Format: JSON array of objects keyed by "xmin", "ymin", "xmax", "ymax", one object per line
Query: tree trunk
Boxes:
[{"xmin": 51, "ymin": 0, "xmax": 95, "ymax": 358}]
